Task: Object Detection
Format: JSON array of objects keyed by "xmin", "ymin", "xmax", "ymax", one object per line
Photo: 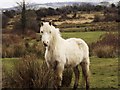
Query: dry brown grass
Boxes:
[
  {"xmin": 2, "ymin": 33, "xmax": 44, "ymax": 58},
  {"xmin": 43, "ymin": 12, "xmax": 104, "ymax": 25}
]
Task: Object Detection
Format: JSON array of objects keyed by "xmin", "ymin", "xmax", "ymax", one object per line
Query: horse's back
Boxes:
[
  {"xmin": 66, "ymin": 38, "xmax": 89, "ymax": 54},
  {"xmin": 65, "ymin": 38, "xmax": 89, "ymax": 66},
  {"xmin": 72, "ymin": 38, "xmax": 89, "ymax": 56}
]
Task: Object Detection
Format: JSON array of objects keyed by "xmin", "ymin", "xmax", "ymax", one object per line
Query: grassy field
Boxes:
[
  {"xmin": 70, "ymin": 57, "xmax": 118, "ymax": 89},
  {"xmin": 62, "ymin": 31, "xmax": 106, "ymax": 43},
  {"xmin": 89, "ymin": 57, "xmax": 118, "ymax": 88},
  {"xmin": 2, "ymin": 57, "xmax": 118, "ymax": 88},
  {"xmin": 2, "ymin": 31, "xmax": 118, "ymax": 88},
  {"xmin": 37, "ymin": 31, "xmax": 106, "ymax": 44}
]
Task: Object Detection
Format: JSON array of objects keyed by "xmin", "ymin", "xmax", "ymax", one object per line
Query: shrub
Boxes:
[
  {"xmin": 3, "ymin": 54, "xmax": 74, "ymax": 88},
  {"xmin": 25, "ymin": 30, "xmax": 37, "ymax": 39},
  {"xmin": 2, "ymin": 33, "xmax": 44, "ymax": 58},
  {"xmin": 104, "ymin": 13, "xmax": 117, "ymax": 22},
  {"xmin": 2, "ymin": 14, "xmax": 9, "ymax": 28},
  {"xmin": 2, "ymin": 34, "xmax": 23, "ymax": 45},
  {"xmin": 2, "ymin": 43, "xmax": 26, "ymax": 58},
  {"xmin": 62, "ymin": 68, "xmax": 73, "ymax": 87},
  {"xmin": 13, "ymin": 43, "xmax": 26, "ymax": 57},
  {"xmin": 90, "ymin": 33, "xmax": 118, "ymax": 58},
  {"xmin": 93, "ymin": 14, "xmax": 101, "ymax": 22},
  {"xmin": 25, "ymin": 41, "xmax": 44, "ymax": 58},
  {"xmin": 2, "ymin": 45, "xmax": 14, "ymax": 58},
  {"xmin": 3, "ymin": 54, "xmax": 54, "ymax": 88},
  {"xmin": 3, "ymin": 10, "xmax": 15, "ymax": 18},
  {"xmin": 93, "ymin": 45, "xmax": 116, "ymax": 58},
  {"xmin": 2, "ymin": 34, "xmax": 26, "ymax": 58}
]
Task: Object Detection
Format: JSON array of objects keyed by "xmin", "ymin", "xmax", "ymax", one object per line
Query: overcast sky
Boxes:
[{"xmin": 0, "ymin": 0, "xmax": 119, "ymax": 8}]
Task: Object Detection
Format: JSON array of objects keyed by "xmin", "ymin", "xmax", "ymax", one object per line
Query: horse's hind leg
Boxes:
[
  {"xmin": 80, "ymin": 60, "xmax": 90, "ymax": 90},
  {"xmin": 73, "ymin": 65, "xmax": 80, "ymax": 90}
]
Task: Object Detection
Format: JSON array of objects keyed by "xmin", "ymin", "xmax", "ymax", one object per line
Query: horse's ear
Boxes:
[
  {"xmin": 39, "ymin": 21, "xmax": 43, "ymax": 27},
  {"xmin": 49, "ymin": 20, "xmax": 57, "ymax": 26},
  {"xmin": 49, "ymin": 20, "xmax": 52, "ymax": 26}
]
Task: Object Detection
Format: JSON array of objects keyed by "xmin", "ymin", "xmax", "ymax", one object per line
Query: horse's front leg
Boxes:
[{"xmin": 54, "ymin": 62, "xmax": 64, "ymax": 90}]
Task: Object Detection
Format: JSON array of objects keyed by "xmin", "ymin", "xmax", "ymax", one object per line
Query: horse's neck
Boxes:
[{"xmin": 49, "ymin": 35, "xmax": 64, "ymax": 51}]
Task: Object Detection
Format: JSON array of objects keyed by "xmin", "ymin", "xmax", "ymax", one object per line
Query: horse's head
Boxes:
[{"xmin": 40, "ymin": 22, "xmax": 60, "ymax": 47}]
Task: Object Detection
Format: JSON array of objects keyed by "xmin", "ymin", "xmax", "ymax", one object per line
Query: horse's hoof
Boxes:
[
  {"xmin": 73, "ymin": 85, "xmax": 78, "ymax": 90},
  {"xmin": 57, "ymin": 85, "xmax": 62, "ymax": 90},
  {"xmin": 86, "ymin": 86, "xmax": 89, "ymax": 90}
]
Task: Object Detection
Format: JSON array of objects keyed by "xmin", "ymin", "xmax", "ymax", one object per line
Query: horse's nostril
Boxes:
[
  {"xmin": 44, "ymin": 43, "xmax": 47, "ymax": 47},
  {"xmin": 43, "ymin": 41, "xmax": 48, "ymax": 47}
]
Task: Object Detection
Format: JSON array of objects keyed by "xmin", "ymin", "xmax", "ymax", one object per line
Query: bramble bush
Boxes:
[
  {"xmin": 3, "ymin": 54, "xmax": 73, "ymax": 88},
  {"xmin": 2, "ymin": 33, "xmax": 44, "ymax": 58},
  {"xmin": 3, "ymin": 54, "xmax": 54, "ymax": 88},
  {"xmin": 90, "ymin": 32, "xmax": 118, "ymax": 58}
]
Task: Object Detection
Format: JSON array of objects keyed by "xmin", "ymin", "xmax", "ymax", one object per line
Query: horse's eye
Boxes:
[{"xmin": 41, "ymin": 31, "xmax": 43, "ymax": 34}]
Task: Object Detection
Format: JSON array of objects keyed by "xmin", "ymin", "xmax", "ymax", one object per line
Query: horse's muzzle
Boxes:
[{"xmin": 44, "ymin": 43, "xmax": 48, "ymax": 47}]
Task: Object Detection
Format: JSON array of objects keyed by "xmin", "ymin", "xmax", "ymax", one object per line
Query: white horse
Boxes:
[{"xmin": 40, "ymin": 22, "xmax": 90, "ymax": 90}]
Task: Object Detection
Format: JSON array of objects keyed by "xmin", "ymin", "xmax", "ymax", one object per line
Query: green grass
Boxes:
[
  {"xmin": 70, "ymin": 57, "xmax": 118, "ymax": 88},
  {"xmin": 2, "ymin": 58, "xmax": 19, "ymax": 72},
  {"xmin": 2, "ymin": 57, "xmax": 118, "ymax": 88},
  {"xmin": 90, "ymin": 57, "xmax": 118, "ymax": 88},
  {"xmin": 37, "ymin": 31, "xmax": 106, "ymax": 44},
  {"xmin": 62, "ymin": 31, "xmax": 106, "ymax": 44}
]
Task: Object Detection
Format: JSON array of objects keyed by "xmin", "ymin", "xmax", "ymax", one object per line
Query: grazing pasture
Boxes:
[
  {"xmin": 2, "ymin": 31, "xmax": 118, "ymax": 89},
  {"xmin": 62, "ymin": 31, "xmax": 106, "ymax": 44}
]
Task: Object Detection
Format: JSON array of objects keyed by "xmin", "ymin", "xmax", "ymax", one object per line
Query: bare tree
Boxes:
[
  {"xmin": 16, "ymin": 0, "xmax": 26, "ymax": 37},
  {"xmin": 21, "ymin": 0, "xmax": 26, "ymax": 35}
]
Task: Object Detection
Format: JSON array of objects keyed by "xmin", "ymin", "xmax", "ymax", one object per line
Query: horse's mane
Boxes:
[
  {"xmin": 43, "ymin": 22, "xmax": 61, "ymax": 38},
  {"xmin": 53, "ymin": 28, "xmax": 61, "ymax": 37},
  {"xmin": 50, "ymin": 25, "xmax": 62, "ymax": 45}
]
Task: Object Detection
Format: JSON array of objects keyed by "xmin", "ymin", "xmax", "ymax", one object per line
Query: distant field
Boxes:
[{"xmin": 62, "ymin": 31, "xmax": 106, "ymax": 44}]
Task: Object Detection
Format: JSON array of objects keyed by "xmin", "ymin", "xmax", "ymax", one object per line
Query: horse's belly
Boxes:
[
  {"xmin": 65, "ymin": 47, "xmax": 83, "ymax": 67},
  {"xmin": 65, "ymin": 58, "xmax": 81, "ymax": 67},
  {"xmin": 65, "ymin": 53, "xmax": 83, "ymax": 67}
]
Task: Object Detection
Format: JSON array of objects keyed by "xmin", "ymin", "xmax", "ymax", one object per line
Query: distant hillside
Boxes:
[
  {"xmin": 1, "ymin": 2, "xmax": 99, "ymax": 11},
  {"xmin": 98, "ymin": 1, "xmax": 110, "ymax": 7},
  {"xmin": 1, "ymin": 1, "xmax": 119, "ymax": 11}
]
